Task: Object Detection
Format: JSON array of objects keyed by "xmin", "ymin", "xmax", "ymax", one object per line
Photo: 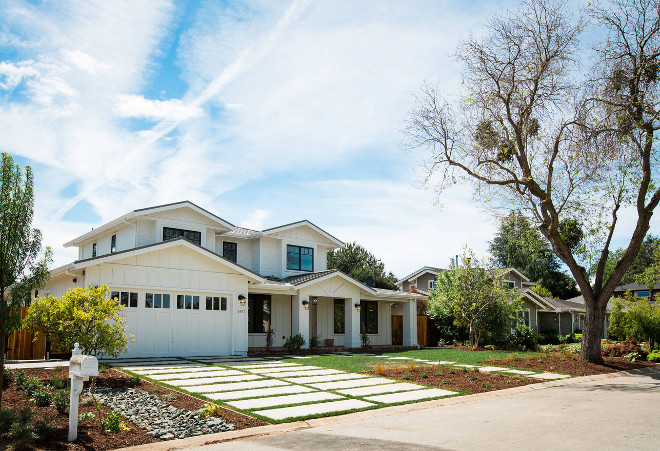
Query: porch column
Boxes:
[
  {"xmin": 402, "ymin": 299, "xmax": 418, "ymax": 347},
  {"xmin": 344, "ymin": 298, "xmax": 361, "ymax": 348},
  {"xmin": 291, "ymin": 295, "xmax": 310, "ymax": 349}
]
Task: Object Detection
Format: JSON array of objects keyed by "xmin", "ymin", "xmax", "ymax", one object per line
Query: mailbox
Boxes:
[{"xmin": 69, "ymin": 354, "xmax": 99, "ymax": 379}]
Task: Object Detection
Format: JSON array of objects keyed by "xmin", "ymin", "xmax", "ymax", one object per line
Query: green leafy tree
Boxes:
[
  {"xmin": 24, "ymin": 285, "xmax": 133, "ymax": 357},
  {"xmin": 406, "ymin": 0, "xmax": 660, "ymax": 362},
  {"xmin": 428, "ymin": 249, "xmax": 522, "ymax": 348},
  {"xmin": 0, "ymin": 153, "xmax": 51, "ymax": 406},
  {"xmin": 609, "ymin": 294, "xmax": 660, "ymax": 349},
  {"xmin": 489, "ymin": 212, "xmax": 579, "ymax": 299},
  {"xmin": 327, "ymin": 242, "xmax": 398, "ymax": 290},
  {"xmin": 530, "ymin": 285, "xmax": 553, "ymax": 298},
  {"xmin": 634, "ymin": 238, "xmax": 660, "ymax": 289},
  {"xmin": 600, "ymin": 235, "xmax": 660, "ymax": 287}
]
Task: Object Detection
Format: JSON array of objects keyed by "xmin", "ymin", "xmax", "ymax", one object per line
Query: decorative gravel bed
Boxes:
[{"xmin": 91, "ymin": 388, "xmax": 235, "ymax": 440}]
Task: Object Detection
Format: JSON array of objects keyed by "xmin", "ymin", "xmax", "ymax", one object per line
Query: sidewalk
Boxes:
[{"xmin": 5, "ymin": 359, "xmax": 69, "ymax": 369}]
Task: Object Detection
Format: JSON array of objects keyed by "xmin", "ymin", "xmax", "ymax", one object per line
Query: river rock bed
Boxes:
[{"xmin": 88, "ymin": 387, "xmax": 235, "ymax": 440}]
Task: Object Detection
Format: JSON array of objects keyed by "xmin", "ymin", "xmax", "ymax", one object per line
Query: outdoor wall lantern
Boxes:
[
  {"xmin": 238, "ymin": 294, "xmax": 247, "ymax": 306},
  {"xmin": 312, "ymin": 297, "xmax": 318, "ymax": 305},
  {"xmin": 354, "ymin": 303, "xmax": 361, "ymax": 311},
  {"xmin": 302, "ymin": 299, "xmax": 310, "ymax": 310}
]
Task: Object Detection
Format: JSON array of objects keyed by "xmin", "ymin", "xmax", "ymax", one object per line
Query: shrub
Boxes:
[
  {"xmin": 2, "ymin": 368, "xmax": 13, "ymax": 385},
  {"xmin": 22, "ymin": 376, "xmax": 42, "ymax": 396},
  {"xmin": 601, "ymin": 338, "xmax": 648, "ymax": 359},
  {"xmin": 33, "ymin": 386, "xmax": 53, "ymax": 407},
  {"xmin": 560, "ymin": 333, "xmax": 580, "ymax": 344},
  {"xmin": 421, "ymin": 371, "xmax": 428, "ymax": 378},
  {"xmin": 12, "ymin": 369, "xmax": 29, "ymax": 389},
  {"xmin": 309, "ymin": 335, "xmax": 320, "ymax": 351},
  {"xmin": 197, "ymin": 403, "xmax": 223, "ymax": 420},
  {"xmin": 437, "ymin": 338, "xmax": 446, "ymax": 347},
  {"xmin": 129, "ymin": 376, "xmax": 141, "ymax": 387},
  {"xmin": 484, "ymin": 344, "xmax": 496, "ymax": 350},
  {"xmin": 361, "ymin": 331, "xmax": 371, "ymax": 350},
  {"xmin": 625, "ymin": 352, "xmax": 641, "ymax": 362},
  {"xmin": 103, "ymin": 410, "xmax": 123, "ymax": 433},
  {"xmin": 53, "ymin": 389, "xmax": 69, "ymax": 414},
  {"xmin": 78, "ymin": 412, "xmax": 95, "ymax": 423},
  {"xmin": 0, "ymin": 407, "xmax": 51, "ymax": 449},
  {"xmin": 510, "ymin": 325, "xmax": 538, "ymax": 351},
  {"xmin": 51, "ymin": 373, "xmax": 67, "ymax": 390},
  {"xmin": 402, "ymin": 372, "xmax": 411, "ymax": 380},
  {"xmin": 284, "ymin": 334, "xmax": 306, "ymax": 354},
  {"xmin": 163, "ymin": 393, "xmax": 177, "ymax": 402},
  {"xmin": 647, "ymin": 350, "xmax": 660, "ymax": 362},
  {"xmin": 374, "ymin": 364, "xmax": 386, "ymax": 375}
]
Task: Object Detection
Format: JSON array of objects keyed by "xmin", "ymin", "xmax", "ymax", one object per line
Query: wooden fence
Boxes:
[
  {"xmin": 6, "ymin": 307, "xmax": 45, "ymax": 360},
  {"xmin": 417, "ymin": 315, "xmax": 428, "ymax": 347}
]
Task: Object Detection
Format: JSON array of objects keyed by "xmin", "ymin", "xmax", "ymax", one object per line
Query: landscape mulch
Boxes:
[
  {"xmin": 365, "ymin": 365, "xmax": 537, "ymax": 394},
  {"xmin": 485, "ymin": 355, "xmax": 657, "ymax": 377},
  {"xmin": 1, "ymin": 367, "xmax": 267, "ymax": 450}
]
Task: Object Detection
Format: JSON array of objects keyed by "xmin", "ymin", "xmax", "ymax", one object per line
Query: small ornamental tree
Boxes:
[
  {"xmin": 609, "ymin": 294, "xmax": 660, "ymax": 350},
  {"xmin": 428, "ymin": 249, "xmax": 522, "ymax": 348},
  {"xmin": 24, "ymin": 285, "xmax": 133, "ymax": 357}
]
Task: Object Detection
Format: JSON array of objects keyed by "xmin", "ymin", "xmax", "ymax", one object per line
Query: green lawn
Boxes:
[{"xmin": 281, "ymin": 348, "xmax": 533, "ymax": 373}]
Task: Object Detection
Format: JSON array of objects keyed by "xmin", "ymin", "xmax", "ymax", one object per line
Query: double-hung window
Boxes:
[
  {"xmin": 286, "ymin": 245, "xmax": 313, "ymax": 272},
  {"xmin": 223, "ymin": 242, "xmax": 237, "ymax": 263},
  {"xmin": 517, "ymin": 309, "xmax": 531, "ymax": 328}
]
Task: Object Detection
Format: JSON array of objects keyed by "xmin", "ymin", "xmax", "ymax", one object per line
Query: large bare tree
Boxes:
[{"xmin": 406, "ymin": 0, "xmax": 660, "ymax": 362}]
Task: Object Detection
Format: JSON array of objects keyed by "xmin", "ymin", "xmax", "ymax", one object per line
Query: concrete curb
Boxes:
[{"xmin": 117, "ymin": 366, "xmax": 659, "ymax": 451}]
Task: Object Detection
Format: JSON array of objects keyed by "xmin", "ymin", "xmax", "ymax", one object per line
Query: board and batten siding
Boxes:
[
  {"xmin": 248, "ymin": 294, "xmax": 292, "ymax": 348},
  {"xmin": 80, "ymin": 224, "xmax": 136, "ymax": 259},
  {"xmin": 215, "ymin": 236, "xmax": 254, "ymax": 270},
  {"xmin": 82, "ymin": 245, "xmax": 249, "ymax": 357},
  {"xmin": 259, "ymin": 237, "xmax": 281, "ymax": 277}
]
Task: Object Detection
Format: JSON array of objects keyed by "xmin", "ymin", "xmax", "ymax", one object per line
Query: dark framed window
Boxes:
[
  {"xmin": 206, "ymin": 296, "xmax": 228, "ymax": 311},
  {"xmin": 92, "ymin": 242, "xmax": 97, "ymax": 257},
  {"xmin": 248, "ymin": 294, "xmax": 271, "ymax": 333},
  {"xmin": 286, "ymin": 245, "xmax": 313, "ymax": 272},
  {"xmin": 146, "ymin": 293, "xmax": 170, "ymax": 309},
  {"xmin": 163, "ymin": 227, "xmax": 201, "ymax": 245},
  {"xmin": 360, "ymin": 301, "xmax": 378, "ymax": 334},
  {"xmin": 177, "ymin": 294, "xmax": 200, "ymax": 310},
  {"xmin": 111, "ymin": 234, "xmax": 116, "ymax": 253},
  {"xmin": 223, "ymin": 242, "xmax": 237, "ymax": 263},
  {"xmin": 112, "ymin": 291, "xmax": 138, "ymax": 308},
  {"xmin": 334, "ymin": 299, "xmax": 345, "ymax": 334}
]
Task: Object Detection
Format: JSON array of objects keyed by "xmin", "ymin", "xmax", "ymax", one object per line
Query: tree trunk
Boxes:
[
  {"xmin": 581, "ymin": 303, "xmax": 605, "ymax": 363},
  {"xmin": 0, "ymin": 286, "xmax": 5, "ymax": 407},
  {"xmin": 469, "ymin": 322, "xmax": 475, "ymax": 348}
]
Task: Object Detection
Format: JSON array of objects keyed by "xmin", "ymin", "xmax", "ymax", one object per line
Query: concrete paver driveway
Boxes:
[{"xmin": 194, "ymin": 366, "xmax": 660, "ymax": 451}]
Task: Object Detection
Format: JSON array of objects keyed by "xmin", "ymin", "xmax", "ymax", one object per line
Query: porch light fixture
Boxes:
[
  {"xmin": 302, "ymin": 299, "xmax": 310, "ymax": 310},
  {"xmin": 238, "ymin": 294, "xmax": 247, "ymax": 306},
  {"xmin": 354, "ymin": 303, "xmax": 361, "ymax": 311},
  {"xmin": 312, "ymin": 297, "xmax": 318, "ymax": 305}
]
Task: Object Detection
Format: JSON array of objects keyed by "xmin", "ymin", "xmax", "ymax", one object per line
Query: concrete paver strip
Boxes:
[
  {"xmin": 165, "ymin": 375, "xmax": 263, "ymax": 386},
  {"xmin": 476, "ymin": 366, "xmax": 510, "ymax": 372},
  {"xmin": 267, "ymin": 369, "xmax": 344, "ymax": 378},
  {"xmin": 336, "ymin": 382, "xmax": 428, "ymax": 397},
  {"xmin": 228, "ymin": 363, "xmax": 291, "ymax": 369},
  {"xmin": 148, "ymin": 370, "xmax": 247, "ymax": 380},
  {"xmin": 227, "ymin": 392, "xmax": 344, "ymax": 410},
  {"xmin": 184, "ymin": 379, "xmax": 290, "ymax": 393},
  {"xmin": 249, "ymin": 366, "xmax": 319, "ymax": 374},
  {"xmin": 204, "ymin": 385, "xmax": 316, "ymax": 401},
  {"xmin": 526, "ymin": 372, "xmax": 572, "ymax": 380},
  {"xmin": 453, "ymin": 364, "xmax": 478, "ymax": 368},
  {"xmin": 430, "ymin": 361, "xmax": 456, "ymax": 365},
  {"xmin": 310, "ymin": 377, "xmax": 397, "ymax": 391},
  {"xmin": 386, "ymin": 357, "xmax": 412, "ymax": 360},
  {"xmin": 253, "ymin": 399, "xmax": 375, "ymax": 421},
  {"xmin": 131, "ymin": 367, "xmax": 212, "ymax": 375},
  {"xmin": 502, "ymin": 369, "xmax": 535, "ymax": 375},
  {"xmin": 364, "ymin": 388, "xmax": 458, "ymax": 404},
  {"xmin": 118, "ymin": 364, "xmax": 201, "ymax": 371},
  {"xmin": 283, "ymin": 374, "xmax": 369, "ymax": 384}
]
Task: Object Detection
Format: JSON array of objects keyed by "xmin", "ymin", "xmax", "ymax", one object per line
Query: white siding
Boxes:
[
  {"xmin": 79, "ymin": 224, "xmax": 135, "ymax": 259},
  {"xmin": 251, "ymin": 238, "xmax": 261, "ymax": 272},
  {"xmin": 273, "ymin": 225, "xmax": 336, "ymax": 246},
  {"xmin": 40, "ymin": 274, "xmax": 84, "ymax": 298},
  {"xmin": 215, "ymin": 237, "xmax": 255, "ymax": 271},
  {"xmin": 248, "ymin": 294, "xmax": 291, "ymax": 348},
  {"xmin": 316, "ymin": 247, "xmax": 329, "ymax": 272},
  {"xmin": 136, "ymin": 219, "xmax": 157, "ymax": 247},
  {"xmin": 259, "ymin": 237, "xmax": 280, "ymax": 277}
]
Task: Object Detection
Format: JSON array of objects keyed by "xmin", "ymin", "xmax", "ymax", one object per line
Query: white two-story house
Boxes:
[{"xmin": 40, "ymin": 201, "xmax": 422, "ymax": 357}]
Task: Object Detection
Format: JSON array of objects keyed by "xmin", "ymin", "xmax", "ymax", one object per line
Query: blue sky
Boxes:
[{"xmin": 0, "ymin": 0, "xmax": 654, "ymax": 277}]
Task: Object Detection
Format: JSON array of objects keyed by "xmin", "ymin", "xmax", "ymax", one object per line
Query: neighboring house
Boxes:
[
  {"xmin": 38, "ymin": 201, "xmax": 422, "ymax": 358},
  {"xmin": 396, "ymin": 265, "xmax": 595, "ymax": 335},
  {"xmin": 612, "ymin": 282, "xmax": 660, "ymax": 300}
]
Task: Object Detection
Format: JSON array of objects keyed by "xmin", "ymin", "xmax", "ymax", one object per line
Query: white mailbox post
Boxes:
[{"xmin": 68, "ymin": 343, "xmax": 98, "ymax": 442}]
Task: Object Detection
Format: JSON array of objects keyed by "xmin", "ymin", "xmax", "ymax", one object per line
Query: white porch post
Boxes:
[
  {"xmin": 291, "ymin": 294, "xmax": 310, "ymax": 349},
  {"xmin": 344, "ymin": 298, "xmax": 361, "ymax": 348},
  {"xmin": 402, "ymin": 299, "xmax": 418, "ymax": 347}
]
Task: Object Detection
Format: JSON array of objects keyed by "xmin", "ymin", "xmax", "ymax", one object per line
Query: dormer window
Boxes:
[
  {"xmin": 163, "ymin": 227, "xmax": 201, "ymax": 245},
  {"xmin": 223, "ymin": 241, "xmax": 237, "ymax": 263},
  {"xmin": 111, "ymin": 234, "xmax": 116, "ymax": 253},
  {"xmin": 428, "ymin": 280, "xmax": 436, "ymax": 290},
  {"xmin": 287, "ymin": 245, "xmax": 313, "ymax": 272},
  {"xmin": 92, "ymin": 242, "xmax": 97, "ymax": 257}
]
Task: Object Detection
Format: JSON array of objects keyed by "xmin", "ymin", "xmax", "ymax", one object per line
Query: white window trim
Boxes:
[{"xmin": 428, "ymin": 280, "xmax": 436, "ymax": 290}]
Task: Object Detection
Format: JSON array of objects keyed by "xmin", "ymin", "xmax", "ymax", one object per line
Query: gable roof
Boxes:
[
  {"xmin": 520, "ymin": 288, "xmax": 557, "ymax": 311},
  {"xmin": 396, "ymin": 266, "xmax": 443, "ymax": 285},
  {"xmin": 70, "ymin": 237, "xmax": 264, "ymax": 283},
  {"xmin": 613, "ymin": 282, "xmax": 660, "ymax": 292},
  {"xmin": 259, "ymin": 220, "xmax": 344, "ymax": 247},
  {"xmin": 64, "ymin": 201, "xmax": 235, "ymax": 247},
  {"xmin": 281, "ymin": 269, "xmax": 375, "ymax": 294}
]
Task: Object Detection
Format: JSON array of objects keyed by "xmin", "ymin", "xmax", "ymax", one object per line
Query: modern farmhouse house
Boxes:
[{"xmin": 39, "ymin": 201, "xmax": 422, "ymax": 357}]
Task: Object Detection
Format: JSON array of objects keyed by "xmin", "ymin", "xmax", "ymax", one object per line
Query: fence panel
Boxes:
[
  {"xmin": 7, "ymin": 307, "xmax": 45, "ymax": 360},
  {"xmin": 417, "ymin": 315, "xmax": 428, "ymax": 347}
]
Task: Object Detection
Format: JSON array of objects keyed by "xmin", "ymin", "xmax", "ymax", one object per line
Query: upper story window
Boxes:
[
  {"xmin": 163, "ymin": 227, "xmax": 201, "ymax": 245},
  {"xmin": 223, "ymin": 241, "xmax": 237, "ymax": 263},
  {"xmin": 636, "ymin": 290, "xmax": 651, "ymax": 298},
  {"xmin": 92, "ymin": 242, "xmax": 97, "ymax": 257},
  {"xmin": 428, "ymin": 280, "xmax": 436, "ymax": 290},
  {"xmin": 287, "ymin": 245, "xmax": 313, "ymax": 272},
  {"xmin": 506, "ymin": 280, "xmax": 516, "ymax": 289},
  {"xmin": 111, "ymin": 234, "xmax": 116, "ymax": 253}
]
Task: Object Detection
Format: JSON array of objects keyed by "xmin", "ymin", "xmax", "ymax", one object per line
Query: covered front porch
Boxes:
[{"xmin": 246, "ymin": 271, "xmax": 422, "ymax": 350}]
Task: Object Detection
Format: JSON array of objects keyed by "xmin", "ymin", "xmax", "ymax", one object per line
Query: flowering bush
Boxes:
[{"xmin": 601, "ymin": 338, "xmax": 647, "ymax": 360}]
